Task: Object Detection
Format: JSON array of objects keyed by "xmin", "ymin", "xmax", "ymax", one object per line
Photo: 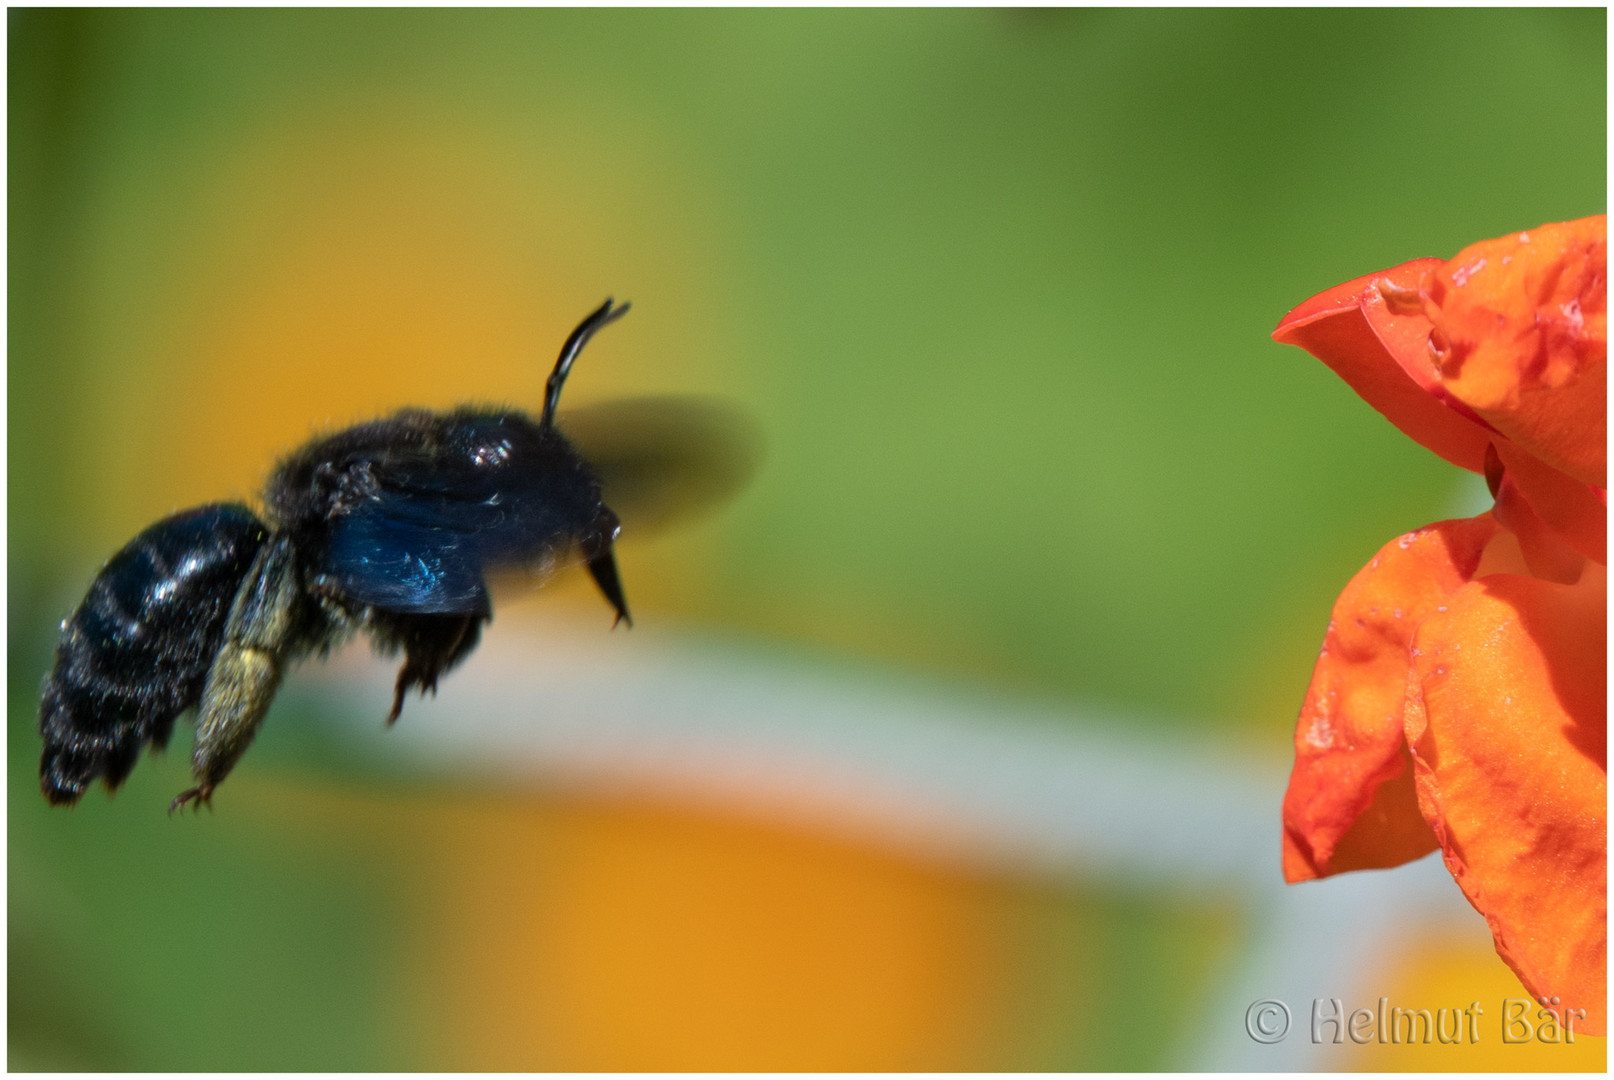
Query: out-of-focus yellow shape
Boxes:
[
  {"xmin": 421, "ymin": 792, "xmax": 1010, "ymax": 1070},
  {"xmin": 1349, "ymin": 934, "xmax": 1606, "ymax": 1071}
]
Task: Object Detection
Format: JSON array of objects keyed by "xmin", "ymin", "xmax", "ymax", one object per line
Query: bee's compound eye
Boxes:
[{"xmin": 470, "ymin": 439, "xmax": 512, "ymax": 467}]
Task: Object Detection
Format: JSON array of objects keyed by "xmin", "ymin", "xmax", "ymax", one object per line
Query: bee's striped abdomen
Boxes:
[{"xmin": 39, "ymin": 504, "xmax": 267, "ymax": 804}]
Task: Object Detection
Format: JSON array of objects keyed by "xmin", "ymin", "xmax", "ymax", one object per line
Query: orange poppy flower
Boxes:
[{"xmin": 1273, "ymin": 216, "xmax": 1607, "ymax": 1035}]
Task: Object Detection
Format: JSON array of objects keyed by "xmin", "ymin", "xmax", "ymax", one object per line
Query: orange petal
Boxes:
[
  {"xmin": 1282, "ymin": 515, "xmax": 1500, "ymax": 882},
  {"xmin": 1491, "ymin": 467, "xmax": 1588, "ymax": 585},
  {"xmin": 1274, "ymin": 259, "xmax": 1492, "ymax": 473},
  {"xmin": 1404, "ymin": 567, "xmax": 1607, "ymax": 1034},
  {"xmin": 1493, "ymin": 437, "xmax": 1607, "ymax": 566},
  {"xmin": 1423, "ymin": 216, "xmax": 1607, "ymax": 487}
]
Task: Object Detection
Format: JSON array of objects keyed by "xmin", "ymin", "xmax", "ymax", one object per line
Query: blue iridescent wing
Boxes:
[
  {"xmin": 321, "ymin": 513, "xmax": 494, "ymax": 614},
  {"xmin": 318, "ymin": 413, "xmax": 604, "ymax": 615}
]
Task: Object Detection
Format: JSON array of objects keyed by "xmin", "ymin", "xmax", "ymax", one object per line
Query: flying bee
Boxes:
[{"xmin": 39, "ymin": 299, "xmax": 745, "ymax": 812}]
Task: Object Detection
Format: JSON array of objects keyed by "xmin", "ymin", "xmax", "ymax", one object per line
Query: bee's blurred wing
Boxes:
[{"xmin": 559, "ymin": 397, "xmax": 761, "ymax": 536}]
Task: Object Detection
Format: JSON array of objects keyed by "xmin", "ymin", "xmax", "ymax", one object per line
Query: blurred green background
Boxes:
[{"xmin": 9, "ymin": 8, "xmax": 1605, "ymax": 1071}]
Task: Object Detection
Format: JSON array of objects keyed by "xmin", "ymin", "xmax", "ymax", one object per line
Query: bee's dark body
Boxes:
[
  {"xmin": 40, "ymin": 505, "xmax": 269, "ymax": 803},
  {"xmin": 41, "ymin": 300, "xmax": 633, "ymax": 811}
]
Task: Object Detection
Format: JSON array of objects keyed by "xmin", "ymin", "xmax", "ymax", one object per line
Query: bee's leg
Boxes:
[
  {"xmin": 178, "ymin": 534, "xmax": 301, "ymax": 810},
  {"xmin": 169, "ymin": 785, "xmax": 213, "ymax": 814},
  {"xmin": 585, "ymin": 547, "xmax": 632, "ymax": 628},
  {"xmin": 583, "ymin": 511, "xmax": 631, "ymax": 628},
  {"xmin": 380, "ymin": 613, "xmax": 485, "ymax": 724}
]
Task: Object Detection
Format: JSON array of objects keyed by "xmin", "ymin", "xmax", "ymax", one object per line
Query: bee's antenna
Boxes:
[{"xmin": 542, "ymin": 298, "xmax": 630, "ymax": 429}]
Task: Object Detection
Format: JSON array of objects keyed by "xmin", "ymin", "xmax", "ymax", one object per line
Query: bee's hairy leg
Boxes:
[
  {"xmin": 189, "ymin": 535, "xmax": 302, "ymax": 802},
  {"xmin": 379, "ymin": 613, "xmax": 484, "ymax": 725}
]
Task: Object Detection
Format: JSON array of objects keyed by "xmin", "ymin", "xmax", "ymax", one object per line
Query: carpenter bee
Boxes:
[{"xmin": 40, "ymin": 299, "xmax": 722, "ymax": 812}]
